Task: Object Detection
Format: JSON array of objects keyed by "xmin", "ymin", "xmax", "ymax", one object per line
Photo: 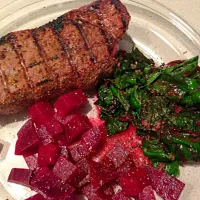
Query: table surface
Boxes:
[{"xmin": 0, "ymin": 0, "xmax": 199, "ymax": 200}]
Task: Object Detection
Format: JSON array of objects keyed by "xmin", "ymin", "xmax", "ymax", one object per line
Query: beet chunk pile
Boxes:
[{"xmin": 8, "ymin": 89, "xmax": 185, "ymax": 200}]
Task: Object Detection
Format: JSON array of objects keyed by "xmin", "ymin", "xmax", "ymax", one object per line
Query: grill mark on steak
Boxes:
[
  {"xmin": 31, "ymin": 29, "xmax": 54, "ymax": 85},
  {"xmin": 50, "ymin": 20, "xmax": 76, "ymax": 71},
  {"xmin": 90, "ymin": 7, "xmax": 113, "ymax": 53},
  {"xmin": 31, "ymin": 30, "xmax": 50, "ymax": 73},
  {"xmin": 36, "ymin": 79, "xmax": 52, "ymax": 86},
  {"xmin": 50, "ymin": 22, "xmax": 78, "ymax": 88},
  {"xmin": 73, "ymin": 20, "xmax": 97, "ymax": 63},
  {"xmin": 9, "ymin": 33, "xmax": 34, "ymax": 89}
]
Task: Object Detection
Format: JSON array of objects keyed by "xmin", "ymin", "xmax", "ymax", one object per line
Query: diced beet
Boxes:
[
  {"xmin": 113, "ymin": 190, "xmax": 131, "ymax": 200},
  {"xmin": 62, "ymin": 193, "xmax": 79, "ymax": 200},
  {"xmin": 58, "ymin": 136, "xmax": 69, "ymax": 158},
  {"xmin": 82, "ymin": 184, "xmax": 109, "ymax": 200},
  {"xmin": 147, "ymin": 166, "xmax": 185, "ymax": 200},
  {"xmin": 106, "ymin": 143, "xmax": 129, "ymax": 167},
  {"xmin": 69, "ymin": 159, "xmax": 89, "ymax": 187},
  {"xmin": 24, "ymin": 153, "xmax": 38, "ymax": 170},
  {"xmin": 15, "ymin": 120, "xmax": 39, "ymax": 155},
  {"xmin": 70, "ymin": 125, "xmax": 106, "ymax": 162},
  {"xmin": 53, "ymin": 156, "xmax": 79, "ymax": 183},
  {"xmin": 28, "ymin": 101, "xmax": 55, "ymax": 126},
  {"xmin": 38, "ymin": 143, "xmax": 60, "ymax": 166},
  {"xmin": 64, "ymin": 115, "xmax": 92, "ymax": 144},
  {"xmin": 89, "ymin": 160, "xmax": 119, "ymax": 189},
  {"xmin": 82, "ymin": 125, "xmax": 107, "ymax": 150},
  {"xmin": 25, "ymin": 194, "xmax": 46, "ymax": 200},
  {"xmin": 36, "ymin": 126, "xmax": 54, "ymax": 145},
  {"xmin": 117, "ymin": 157, "xmax": 134, "ymax": 176},
  {"xmin": 79, "ymin": 175, "xmax": 90, "ymax": 188},
  {"xmin": 119, "ymin": 167, "xmax": 150, "ymax": 197},
  {"xmin": 70, "ymin": 159, "xmax": 90, "ymax": 187},
  {"xmin": 8, "ymin": 168, "xmax": 33, "ymax": 187},
  {"xmin": 110, "ymin": 125, "xmax": 141, "ymax": 152},
  {"xmin": 138, "ymin": 186, "xmax": 156, "ymax": 200},
  {"xmin": 101, "ymin": 184, "xmax": 115, "ymax": 199},
  {"xmin": 54, "ymin": 89, "xmax": 88, "ymax": 118},
  {"xmin": 30, "ymin": 167, "xmax": 75, "ymax": 199},
  {"xmin": 129, "ymin": 147, "xmax": 152, "ymax": 167},
  {"xmin": 93, "ymin": 125, "xmax": 140, "ymax": 162},
  {"xmin": 69, "ymin": 140, "xmax": 89, "ymax": 162},
  {"xmin": 60, "ymin": 145, "xmax": 69, "ymax": 158},
  {"xmin": 77, "ymin": 159, "xmax": 89, "ymax": 174},
  {"xmin": 44, "ymin": 118, "xmax": 63, "ymax": 139},
  {"xmin": 146, "ymin": 166, "xmax": 162, "ymax": 189},
  {"xmin": 67, "ymin": 140, "xmax": 82, "ymax": 150}
]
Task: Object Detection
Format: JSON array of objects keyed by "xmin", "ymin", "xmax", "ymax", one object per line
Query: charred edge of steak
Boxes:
[
  {"xmin": 111, "ymin": 0, "xmax": 131, "ymax": 29},
  {"xmin": 73, "ymin": 19, "xmax": 97, "ymax": 63},
  {"xmin": 0, "ymin": 34, "xmax": 8, "ymax": 45},
  {"xmin": 7, "ymin": 33, "xmax": 34, "ymax": 89},
  {"xmin": 50, "ymin": 15, "xmax": 65, "ymax": 33}
]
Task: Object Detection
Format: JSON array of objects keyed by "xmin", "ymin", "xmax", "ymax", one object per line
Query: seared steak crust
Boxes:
[{"xmin": 0, "ymin": 0, "xmax": 130, "ymax": 115}]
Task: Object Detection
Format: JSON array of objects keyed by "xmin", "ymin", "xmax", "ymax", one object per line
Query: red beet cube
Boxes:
[
  {"xmin": 82, "ymin": 184, "xmax": 108, "ymax": 200},
  {"xmin": 147, "ymin": 166, "xmax": 185, "ymax": 200},
  {"xmin": 120, "ymin": 167, "xmax": 150, "ymax": 197},
  {"xmin": 82, "ymin": 125, "xmax": 106, "ymax": 150},
  {"xmin": 138, "ymin": 186, "xmax": 156, "ymax": 200},
  {"xmin": 53, "ymin": 156, "xmax": 79, "ymax": 183},
  {"xmin": 106, "ymin": 143, "xmax": 129, "ymax": 167},
  {"xmin": 117, "ymin": 157, "xmax": 134, "ymax": 176},
  {"xmin": 24, "ymin": 153, "xmax": 38, "ymax": 170},
  {"xmin": 25, "ymin": 194, "xmax": 46, "ymax": 200},
  {"xmin": 93, "ymin": 125, "xmax": 140, "ymax": 162},
  {"xmin": 36, "ymin": 126, "xmax": 54, "ymax": 145},
  {"xmin": 38, "ymin": 143, "xmax": 60, "ymax": 166},
  {"xmin": 8, "ymin": 168, "xmax": 33, "ymax": 187},
  {"xmin": 129, "ymin": 147, "xmax": 151, "ymax": 167},
  {"xmin": 89, "ymin": 160, "xmax": 119, "ymax": 189},
  {"xmin": 60, "ymin": 145, "xmax": 69, "ymax": 158},
  {"xmin": 69, "ymin": 159, "xmax": 89, "ymax": 187},
  {"xmin": 58, "ymin": 136, "xmax": 69, "ymax": 158},
  {"xmin": 44, "ymin": 118, "xmax": 63, "ymax": 139},
  {"xmin": 28, "ymin": 101, "xmax": 55, "ymax": 126},
  {"xmin": 110, "ymin": 125, "xmax": 141, "ymax": 152},
  {"xmin": 101, "ymin": 184, "xmax": 115, "ymax": 199},
  {"xmin": 113, "ymin": 190, "xmax": 131, "ymax": 200},
  {"xmin": 69, "ymin": 140, "xmax": 89, "ymax": 162},
  {"xmin": 54, "ymin": 89, "xmax": 88, "ymax": 117},
  {"xmin": 64, "ymin": 115, "xmax": 92, "ymax": 144},
  {"xmin": 30, "ymin": 167, "xmax": 74, "ymax": 199},
  {"xmin": 77, "ymin": 158, "xmax": 89, "ymax": 174},
  {"xmin": 15, "ymin": 120, "xmax": 39, "ymax": 155}
]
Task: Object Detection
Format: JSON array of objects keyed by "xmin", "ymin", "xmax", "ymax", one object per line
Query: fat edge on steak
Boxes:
[{"xmin": 0, "ymin": 0, "xmax": 130, "ymax": 115}]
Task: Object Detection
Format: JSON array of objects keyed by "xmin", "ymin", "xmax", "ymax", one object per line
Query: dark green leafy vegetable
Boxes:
[
  {"xmin": 104, "ymin": 117, "xmax": 129, "ymax": 136},
  {"xmin": 165, "ymin": 161, "xmax": 180, "ymax": 177},
  {"xmin": 142, "ymin": 138, "xmax": 175, "ymax": 162},
  {"xmin": 95, "ymin": 44, "xmax": 200, "ymax": 176}
]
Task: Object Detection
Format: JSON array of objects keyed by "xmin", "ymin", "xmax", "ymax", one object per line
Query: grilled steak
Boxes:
[{"xmin": 0, "ymin": 0, "xmax": 130, "ymax": 115}]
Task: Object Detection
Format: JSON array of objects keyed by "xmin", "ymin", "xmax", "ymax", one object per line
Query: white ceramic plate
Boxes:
[{"xmin": 0, "ymin": 0, "xmax": 200, "ymax": 200}]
